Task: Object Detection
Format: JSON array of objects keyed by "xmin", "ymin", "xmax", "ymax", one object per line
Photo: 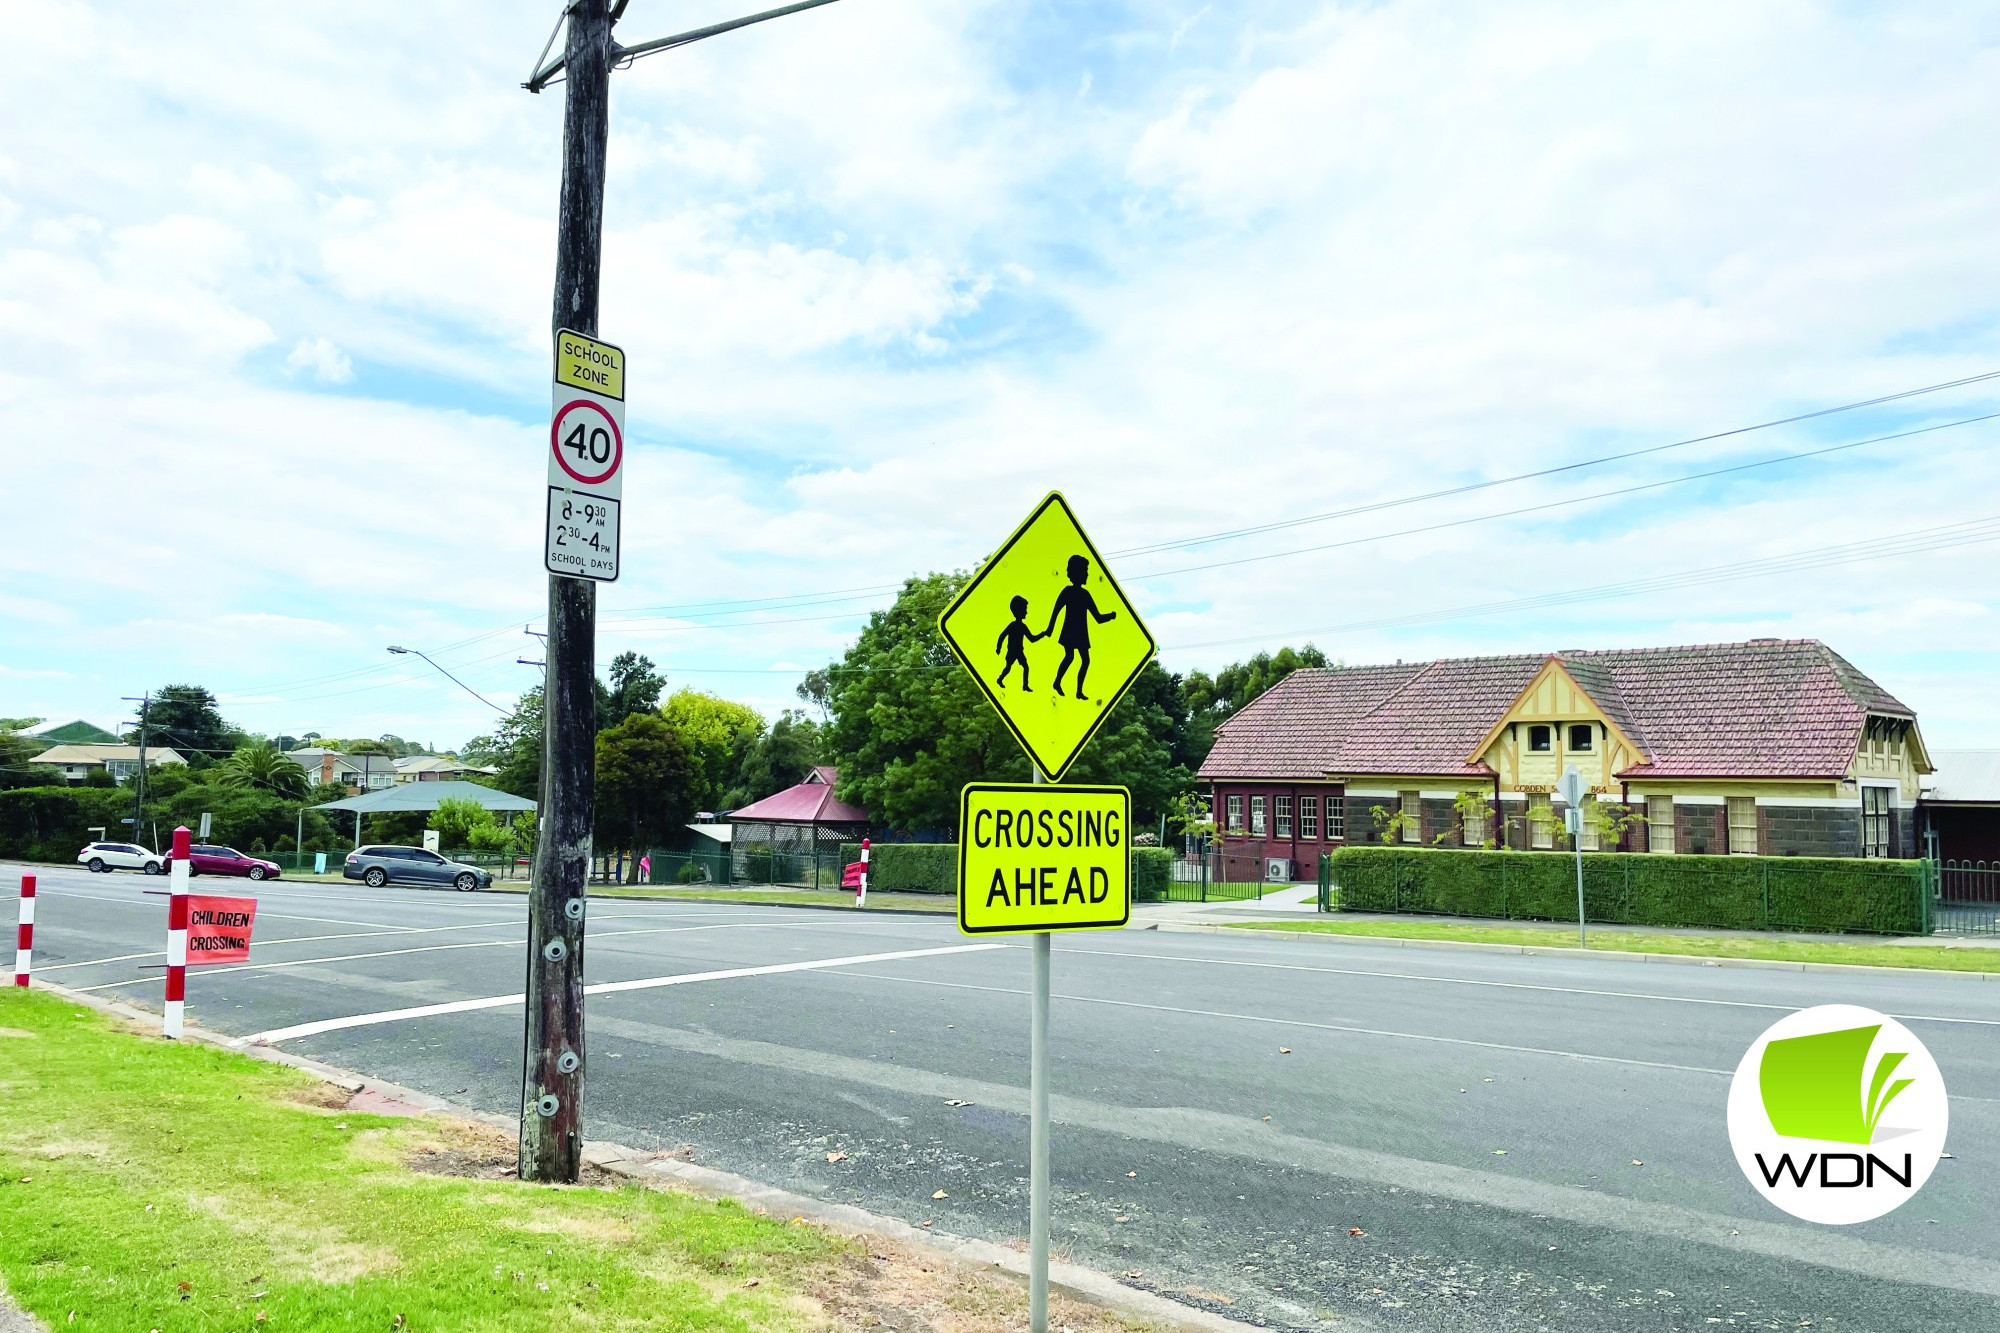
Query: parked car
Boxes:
[
  {"xmin": 76, "ymin": 841, "xmax": 165, "ymax": 875},
  {"xmin": 343, "ymin": 845, "xmax": 493, "ymax": 892},
  {"xmin": 187, "ymin": 844, "xmax": 282, "ymax": 881}
]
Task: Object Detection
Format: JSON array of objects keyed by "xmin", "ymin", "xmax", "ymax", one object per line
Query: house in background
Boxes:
[
  {"xmin": 1200, "ymin": 639, "xmax": 1928, "ymax": 880},
  {"xmin": 30, "ymin": 744, "xmax": 186, "ymax": 784},
  {"xmin": 21, "ymin": 719, "xmax": 122, "ymax": 745},
  {"xmin": 287, "ymin": 747, "xmax": 396, "ymax": 793},
  {"xmin": 726, "ymin": 766, "xmax": 870, "ymax": 871},
  {"xmin": 392, "ymin": 755, "xmax": 498, "ymax": 783},
  {"xmin": 1922, "ymin": 751, "xmax": 2000, "ymax": 867}
]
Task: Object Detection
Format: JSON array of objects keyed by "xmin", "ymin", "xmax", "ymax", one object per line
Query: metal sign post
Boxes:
[
  {"xmin": 1559, "ymin": 766, "xmax": 1587, "ymax": 946},
  {"xmin": 939, "ymin": 492, "xmax": 1151, "ymax": 1333}
]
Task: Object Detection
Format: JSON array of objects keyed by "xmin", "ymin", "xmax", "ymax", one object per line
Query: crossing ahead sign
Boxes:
[
  {"xmin": 544, "ymin": 328, "xmax": 624, "ymax": 582},
  {"xmin": 958, "ymin": 783, "xmax": 1130, "ymax": 934},
  {"xmin": 937, "ymin": 492, "xmax": 1155, "ymax": 780}
]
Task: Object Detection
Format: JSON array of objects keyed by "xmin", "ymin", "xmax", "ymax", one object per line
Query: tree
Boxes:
[
  {"xmin": 1183, "ymin": 645, "xmax": 1331, "ymax": 762},
  {"xmin": 659, "ymin": 688, "xmax": 764, "ymax": 812},
  {"xmin": 796, "ymin": 668, "xmax": 833, "ymax": 723},
  {"xmin": 594, "ymin": 713, "xmax": 698, "ymax": 879},
  {"xmin": 597, "ymin": 652, "xmax": 666, "ymax": 730},
  {"xmin": 488, "ymin": 686, "xmax": 545, "ymax": 799},
  {"xmin": 429, "ymin": 796, "xmax": 497, "ymax": 851},
  {"xmin": 824, "ymin": 573, "xmax": 1024, "ymax": 834},
  {"xmin": 731, "ymin": 709, "xmax": 823, "ymax": 807},
  {"xmin": 0, "ymin": 728, "xmax": 43, "ymax": 792},
  {"xmin": 137, "ymin": 684, "xmax": 233, "ymax": 760},
  {"xmin": 217, "ymin": 743, "xmax": 309, "ymax": 801}
]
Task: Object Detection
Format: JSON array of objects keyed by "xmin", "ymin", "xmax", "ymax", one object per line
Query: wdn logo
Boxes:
[{"xmin": 1727, "ymin": 1005, "xmax": 1950, "ymax": 1225}]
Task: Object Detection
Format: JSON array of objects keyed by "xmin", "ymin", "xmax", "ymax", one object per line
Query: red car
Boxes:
[{"xmin": 187, "ymin": 844, "xmax": 282, "ymax": 881}]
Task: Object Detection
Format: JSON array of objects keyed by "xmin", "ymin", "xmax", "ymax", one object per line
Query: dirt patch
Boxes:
[
  {"xmin": 0, "ymin": 1027, "xmax": 37, "ymax": 1040},
  {"xmin": 806, "ymin": 1234, "xmax": 1167, "ymax": 1333},
  {"xmin": 189, "ymin": 1194, "xmax": 398, "ymax": 1285},
  {"xmin": 401, "ymin": 1119, "xmax": 622, "ymax": 1187},
  {"xmin": 284, "ymin": 1082, "xmax": 353, "ymax": 1110}
]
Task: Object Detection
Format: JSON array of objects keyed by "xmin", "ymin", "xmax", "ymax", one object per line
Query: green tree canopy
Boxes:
[
  {"xmin": 658, "ymin": 688, "xmax": 764, "ymax": 812},
  {"xmin": 597, "ymin": 652, "xmax": 666, "ymax": 729},
  {"xmin": 137, "ymin": 685, "xmax": 234, "ymax": 759},
  {"xmin": 594, "ymin": 713, "xmax": 698, "ymax": 869},
  {"xmin": 730, "ymin": 709, "xmax": 824, "ymax": 807},
  {"xmin": 1183, "ymin": 645, "xmax": 1331, "ymax": 761},
  {"xmin": 428, "ymin": 796, "xmax": 497, "ymax": 851},
  {"xmin": 217, "ymin": 743, "xmax": 309, "ymax": 801}
]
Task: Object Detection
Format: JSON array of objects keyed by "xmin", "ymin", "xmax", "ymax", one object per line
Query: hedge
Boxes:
[
  {"xmin": 1324, "ymin": 846, "xmax": 1929, "ymax": 936},
  {"xmin": 839, "ymin": 841, "xmax": 1163, "ymax": 903}
]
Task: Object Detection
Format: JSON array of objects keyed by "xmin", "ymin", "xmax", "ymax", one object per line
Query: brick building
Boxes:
[{"xmin": 1198, "ymin": 639, "xmax": 1928, "ymax": 879}]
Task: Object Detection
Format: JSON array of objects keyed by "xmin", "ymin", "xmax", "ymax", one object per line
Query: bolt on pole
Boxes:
[{"xmin": 520, "ymin": 0, "xmax": 612, "ymax": 1186}]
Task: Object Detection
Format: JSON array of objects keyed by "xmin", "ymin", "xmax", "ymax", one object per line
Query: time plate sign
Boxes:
[{"xmin": 545, "ymin": 328, "xmax": 624, "ymax": 582}]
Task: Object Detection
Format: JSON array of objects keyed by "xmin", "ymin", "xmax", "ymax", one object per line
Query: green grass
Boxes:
[
  {"xmin": 1226, "ymin": 918, "xmax": 2000, "ymax": 972},
  {"xmin": 0, "ymin": 988, "xmax": 849, "ymax": 1331}
]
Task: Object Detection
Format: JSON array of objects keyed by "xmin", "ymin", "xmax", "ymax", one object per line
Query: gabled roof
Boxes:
[
  {"xmin": 309, "ymin": 780, "xmax": 535, "ymax": 813},
  {"xmin": 24, "ymin": 719, "xmax": 120, "ymax": 744},
  {"xmin": 1196, "ymin": 639, "xmax": 1917, "ymax": 783},
  {"xmin": 30, "ymin": 744, "xmax": 186, "ymax": 766},
  {"xmin": 728, "ymin": 767, "xmax": 869, "ymax": 825}
]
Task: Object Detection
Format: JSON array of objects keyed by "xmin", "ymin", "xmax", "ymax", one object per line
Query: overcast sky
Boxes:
[{"xmin": 3, "ymin": 0, "xmax": 1997, "ymax": 754}]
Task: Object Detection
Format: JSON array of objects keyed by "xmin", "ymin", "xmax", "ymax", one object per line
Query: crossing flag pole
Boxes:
[
  {"xmin": 12, "ymin": 874, "xmax": 33, "ymax": 987},
  {"xmin": 164, "ymin": 825, "xmax": 191, "ymax": 1038},
  {"xmin": 1028, "ymin": 765, "xmax": 1051, "ymax": 1333}
]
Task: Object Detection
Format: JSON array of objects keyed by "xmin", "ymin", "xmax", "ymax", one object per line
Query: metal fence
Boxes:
[
  {"xmin": 271, "ymin": 849, "xmax": 529, "ymax": 879},
  {"xmin": 643, "ymin": 848, "xmax": 842, "ymax": 889},
  {"xmin": 1162, "ymin": 848, "xmax": 1267, "ymax": 902},
  {"xmin": 1934, "ymin": 859, "xmax": 2000, "ymax": 937}
]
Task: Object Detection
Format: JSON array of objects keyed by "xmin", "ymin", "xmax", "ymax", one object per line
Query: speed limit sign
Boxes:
[{"xmin": 545, "ymin": 329, "xmax": 624, "ymax": 582}]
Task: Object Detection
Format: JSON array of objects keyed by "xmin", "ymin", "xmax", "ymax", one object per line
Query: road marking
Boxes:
[
  {"xmin": 590, "ymin": 1011, "xmax": 2000, "ymax": 1299},
  {"xmin": 1068, "ymin": 944, "xmax": 2000, "ymax": 1028},
  {"xmin": 35, "ymin": 919, "xmax": 531, "ymax": 972},
  {"xmin": 245, "ymin": 942, "xmax": 1005, "ymax": 1044}
]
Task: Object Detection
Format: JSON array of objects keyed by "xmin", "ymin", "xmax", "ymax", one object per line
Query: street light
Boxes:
[{"xmin": 386, "ymin": 645, "xmax": 507, "ymax": 713}]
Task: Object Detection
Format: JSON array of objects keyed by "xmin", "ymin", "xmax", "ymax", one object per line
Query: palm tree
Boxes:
[{"xmin": 219, "ymin": 743, "xmax": 309, "ymax": 800}]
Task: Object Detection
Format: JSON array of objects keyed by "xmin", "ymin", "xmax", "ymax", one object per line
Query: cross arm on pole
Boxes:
[{"xmin": 525, "ymin": 0, "xmax": 846, "ymax": 93}]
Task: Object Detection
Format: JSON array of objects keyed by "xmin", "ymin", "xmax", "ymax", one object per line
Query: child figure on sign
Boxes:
[
  {"xmin": 995, "ymin": 595, "xmax": 1044, "ymax": 691},
  {"xmin": 1043, "ymin": 554, "xmax": 1117, "ymax": 700}
]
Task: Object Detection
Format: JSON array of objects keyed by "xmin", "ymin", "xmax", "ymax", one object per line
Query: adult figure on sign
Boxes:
[{"xmin": 1042, "ymin": 554, "xmax": 1117, "ymax": 700}]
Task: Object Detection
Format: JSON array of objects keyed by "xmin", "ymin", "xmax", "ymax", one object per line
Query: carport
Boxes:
[{"xmin": 310, "ymin": 780, "xmax": 538, "ymax": 848}]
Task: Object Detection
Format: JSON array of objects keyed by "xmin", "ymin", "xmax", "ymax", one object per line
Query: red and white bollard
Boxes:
[
  {"xmin": 164, "ymin": 825, "xmax": 191, "ymax": 1038},
  {"xmin": 856, "ymin": 838, "xmax": 869, "ymax": 908},
  {"xmin": 12, "ymin": 875, "xmax": 33, "ymax": 987}
]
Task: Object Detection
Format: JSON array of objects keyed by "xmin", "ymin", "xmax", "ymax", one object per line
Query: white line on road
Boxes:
[
  {"xmin": 246, "ymin": 942, "xmax": 1005, "ymax": 1044},
  {"xmin": 1069, "ymin": 944, "xmax": 2000, "ymax": 1027}
]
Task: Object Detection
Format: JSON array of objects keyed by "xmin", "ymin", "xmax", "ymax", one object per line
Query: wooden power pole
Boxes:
[
  {"xmin": 520, "ymin": 0, "xmax": 612, "ymax": 1185},
  {"xmin": 518, "ymin": 0, "xmax": 844, "ymax": 1186}
]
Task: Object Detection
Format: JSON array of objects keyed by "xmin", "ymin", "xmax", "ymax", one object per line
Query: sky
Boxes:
[{"xmin": 2, "ymin": 0, "xmax": 1998, "ymax": 757}]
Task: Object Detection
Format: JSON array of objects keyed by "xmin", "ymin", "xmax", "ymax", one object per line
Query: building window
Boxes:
[
  {"xmin": 1326, "ymin": 796, "xmax": 1345, "ymax": 842},
  {"xmin": 1728, "ymin": 797, "xmax": 1758, "ymax": 856},
  {"xmin": 1862, "ymin": 787, "xmax": 1891, "ymax": 859},
  {"xmin": 1567, "ymin": 724, "xmax": 1593, "ymax": 752},
  {"xmin": 1250, "ymin": 796, "xmax": 1267, "ymax": 837},
  {"xmin": 1577, "ymin": 798, "xmax": 1601, "ymax": 851},
  {"xmin": 1226, "ymin": 795, "xmax": 1243, "ymax": 834},
  {"xmin": 1462, "ymin": 800, "xmax": 1487, "ymax": 847},
  {"xmin": 1275, "ymin": 795, "xmax": 1293, "ymax": 839},
  {"xmin": 1529, "ymin": 793, "xmax": 1554, "ymax": 849},
  {"xmin": 1299, "ymin": 796, "xmax": 1319, "ymax": 840},
  {"xmin": 1399, "ymin": 791, "xmax": 1421, "ymax": 844},
  {"xmin": 1528, "ymin": 725, "xmax": 1552, "ymax": 752},
  {"xmin": 1647, "ymin": 796, "xmax": 1675, "ymax": 854}
]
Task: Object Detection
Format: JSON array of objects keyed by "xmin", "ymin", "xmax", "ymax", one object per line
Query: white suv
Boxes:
[{"xmin": 77, "ymin": 842, "xmax": 166, "ymax": 875}]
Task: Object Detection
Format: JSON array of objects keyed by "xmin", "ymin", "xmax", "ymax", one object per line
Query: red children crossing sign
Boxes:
[
  {"xmin": 545, "ymin": 328, "xmax": 624, "ymax": 582},
  {"xmin": 186, "ymin": 894, "xmax": 258, "ymax": 965}
]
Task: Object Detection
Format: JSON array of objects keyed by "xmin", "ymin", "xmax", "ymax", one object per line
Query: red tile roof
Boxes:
[
  {"xmin": 728, "ymin": 767, "xmax": 870, "ymax": 824},
  {"xmin": 1198, "ymin": 639, "xmax": 1912, "ymax": 782}
]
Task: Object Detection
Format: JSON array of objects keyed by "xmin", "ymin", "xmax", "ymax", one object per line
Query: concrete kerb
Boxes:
[
  {"xmin": 1153, "ymin": 920, "xmax": 2000, "ymax": 980},
  {"xmin": 27, "ymin": 978, "xmax": 1265, "ymax": 1333}
]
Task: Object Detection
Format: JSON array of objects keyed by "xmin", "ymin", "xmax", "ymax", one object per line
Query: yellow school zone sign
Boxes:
[
  {"xmin": 937, "ymin": 492, "xmax": 1156, "ymax": 780},
  {"xmin": 958, "ymin": 784, "xmax": 1131, "ymax": 934}
]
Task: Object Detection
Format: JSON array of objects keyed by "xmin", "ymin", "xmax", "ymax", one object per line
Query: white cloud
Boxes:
[{"xmin": 285, "ymin": 336, "xmax": 353, "ymax": 382}]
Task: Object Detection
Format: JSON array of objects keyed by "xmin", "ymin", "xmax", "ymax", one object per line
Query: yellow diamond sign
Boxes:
[{"xmin": 938, "ymin": 492, "xmax": 1156, "ymax": 780}]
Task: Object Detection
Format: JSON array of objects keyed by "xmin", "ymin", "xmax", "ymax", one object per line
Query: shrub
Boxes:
[
  {"xmin": 1325, "ymin": 846, "xmax": 1928, "ymax": 935},
  {"xmin": 1132, "ymin": 847, "xmax": 1172, "ymax": 901},
  {"xmin": 676, "ymin": 861, "xmax": 707, "ymax": 884},
  {"xmin": 466, "ymin": 824, "xmax": 512, "ymax": 852}
]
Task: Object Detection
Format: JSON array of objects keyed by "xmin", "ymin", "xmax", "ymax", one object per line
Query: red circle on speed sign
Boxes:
[{"xmin": 550, "ymin": 398, "xmax": 623, "ymax": 487}]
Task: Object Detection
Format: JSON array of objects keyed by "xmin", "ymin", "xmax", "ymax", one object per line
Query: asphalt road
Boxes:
[{"xmin": 11, "ymin": 860, "xmax": 1999, "ymax": 1332}]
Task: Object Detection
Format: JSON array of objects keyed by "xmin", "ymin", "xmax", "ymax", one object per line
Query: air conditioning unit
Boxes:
[{"xmin": 1265, "ymin": 857, "xmax": 1292, "ymax": 883}]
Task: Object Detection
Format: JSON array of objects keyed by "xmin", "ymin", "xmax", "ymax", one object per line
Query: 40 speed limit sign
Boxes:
[{"xmin": 545, "ymin": 328, "xmax": 625, "ymax": 582}]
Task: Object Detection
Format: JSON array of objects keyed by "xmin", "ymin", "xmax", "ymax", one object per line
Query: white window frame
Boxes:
[
  {"xmin": 1529, "ymin": 793, "xmax": 1554, "ymax": 850},
  {"xmin": 1861, "ymin": 786, "xmax": 1892, "ymax": 859},
  {"xmin": 1399, "ymin": 791, "xmax": 1421, "ymax": 844},
  {"xmin": 1647, "ymin": 796, "xmax": 1675, "ymax": 854},
  {"xmin": 1274, "ymin": 795, "xmax": 1292, "ymax": 839},
  {"xmin": 1226, "ymin": 794, "xmax": 1243, "ymax": 834},
  {"xmin": 1299, "ymin": 796, "xmax": 1319, "ymax": 840},
  {"xmin": 1462, "ymin": 800, "xmax": 1486, "ymax": 847},
  {"xmin": 1326, "ymin": 796, "xmax": 1345, "ymax": 842},
  {"xmin": 1727, "ymin": 796, "xmax": 1758, "ymax": 856},
  {"xmin": 1577, "ymin": 798, "xmax": 1601, "ymax": 851},
  {"xmin": 1250, "ymin": 795, "xmax": 1267, "ymax": 837}
]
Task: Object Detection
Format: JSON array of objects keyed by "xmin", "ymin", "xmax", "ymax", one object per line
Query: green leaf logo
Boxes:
[{"xmin": 1758, "ymin": 1024, "xmax": 1915, "ymax": 1145}]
